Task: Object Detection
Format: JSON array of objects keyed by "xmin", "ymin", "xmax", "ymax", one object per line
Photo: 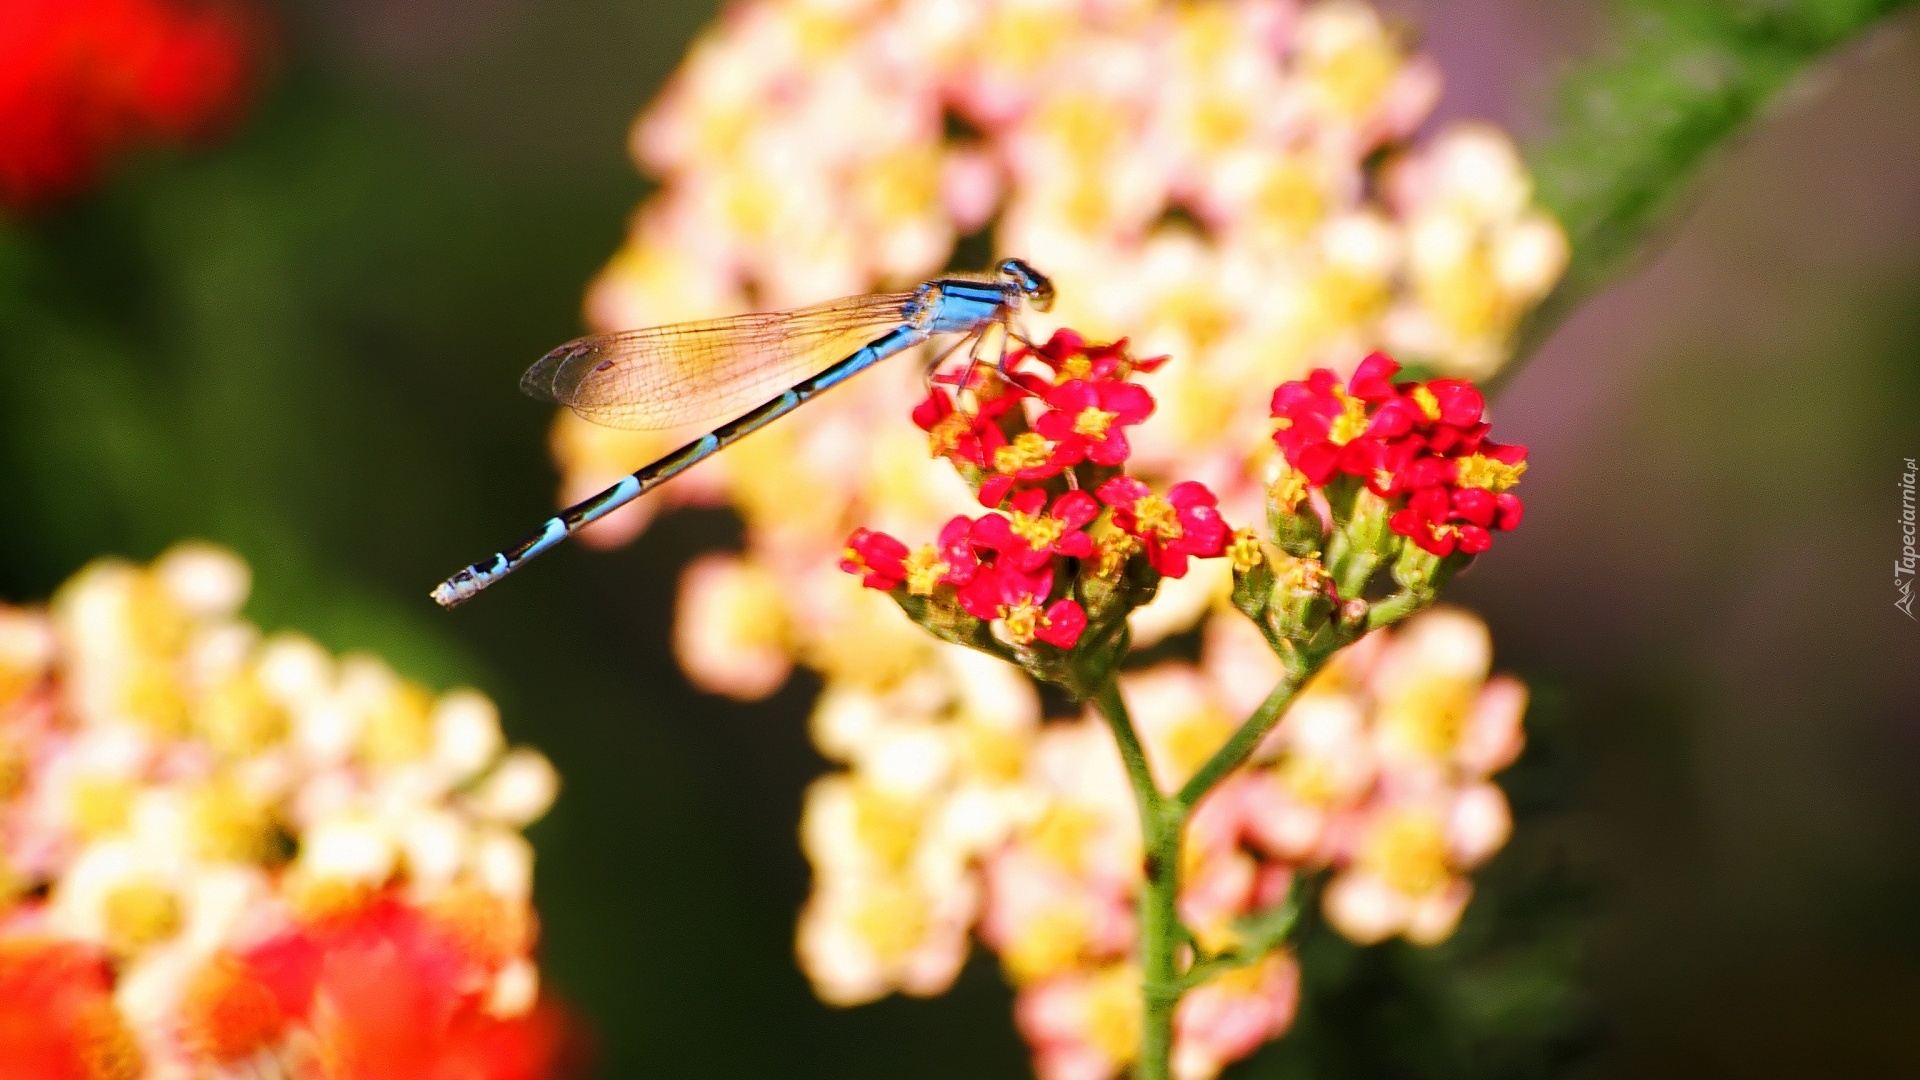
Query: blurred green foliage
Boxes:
[{"xmin": 1517, "ymin": 0, "xmax": 1917, "ymax": 362}]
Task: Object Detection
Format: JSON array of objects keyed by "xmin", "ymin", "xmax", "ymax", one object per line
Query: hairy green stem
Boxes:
[
  {"xmin": 1177, "ymin": 675, "xmax": 1304, "ymax": 810},
  {"xmin": 1093, "ymin": 672, "xmax": 1321, "ymax": 1079},
  {"xmin": 1090, "ymin": 680, "xmax": 1181, "ymax": 1080}
]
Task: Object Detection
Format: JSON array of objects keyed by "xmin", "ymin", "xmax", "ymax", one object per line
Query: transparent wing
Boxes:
[{"xmin": 521, "ymin": 291, "xmax": 919, "ymax": 431}]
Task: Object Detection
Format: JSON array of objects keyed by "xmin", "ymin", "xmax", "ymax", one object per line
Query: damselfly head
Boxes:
[{"xmin": 997, "ymin": 258, "xmax": 1054, "ymax": 313}]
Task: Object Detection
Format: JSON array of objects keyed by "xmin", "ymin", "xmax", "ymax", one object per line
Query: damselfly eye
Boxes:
[{"xmin": 998, "ymin": 258, "xmax": 1055, "ymax": 312}]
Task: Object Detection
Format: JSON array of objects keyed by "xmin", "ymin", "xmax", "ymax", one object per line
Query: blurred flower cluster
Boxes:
[
  {"xmin": 798, "ymin": 605, "xmax": 1523, "ymax": 1079},
  {"xmin": 0, "ymin": 544, "xmax": 573, "ymax": 1079},
  {"xmin": 0, "ymin": 0, "xmax": 262, "ymax": 209}
]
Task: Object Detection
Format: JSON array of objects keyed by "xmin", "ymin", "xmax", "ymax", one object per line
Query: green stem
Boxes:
[
  {"xmin": 1364, "ymin": 589, "xmax": 1432, "ymax": 632},
  {"xmin": 1093, "ymin": 678, "xmax": 1162, "ymax": 824},
  {"xmin": 1090, "ymin": 680, "xmax": 1181, "ymax": 1080},
  {"xmin": 1176, "ymin": 674, "xmax": 1304, "ymax": 810}
]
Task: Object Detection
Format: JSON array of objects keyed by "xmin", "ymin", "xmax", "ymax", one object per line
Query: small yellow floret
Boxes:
[
  {"xmin": 902, "ymin": 547, "xmax": 949, "ymax": 596},
  {"xmin": 1009, "ymin": 510, "xmax": 1066, "ymax": 552},
  {"xmin": 1132, "ymin": 495, "xmax": 1182, "ymax": 541},
  {"xmin": 103, "ymin": 880, "xmax": 181, "ymax": 954},
  {"xmin": 1227, "ymin": 529, "xmax": 1266, "ymax": 574},
  {"xmin": 1073, "ymin": 407, "xmax": 1117, "ymax": 440},
  {"xmin": 993, "ymin": 432, "xmax": 1055, "ymax": 474},
  {"xmin": 1453, "ymin": 454, "xmax": 1527, "ymax": 492}
]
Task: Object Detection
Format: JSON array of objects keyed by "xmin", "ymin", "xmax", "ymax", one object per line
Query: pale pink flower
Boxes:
[
  {"xmin": 1172, "ymin": 950, "xmax": 1301, "ymax": 1080},
  {"xmin": 672, "ymin": 553, "xmax": 794, "ymax": 700},
  {"xmin": 1017, "ymin": 962, "xmax": 1143, "ymax": 1080}
]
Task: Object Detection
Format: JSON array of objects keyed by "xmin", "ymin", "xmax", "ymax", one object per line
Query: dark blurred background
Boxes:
[{"xmin": 1, "ymin": 1, "xmax": 1916, "ymax": 1077}]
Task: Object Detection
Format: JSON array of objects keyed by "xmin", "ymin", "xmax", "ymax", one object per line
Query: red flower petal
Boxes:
[
  {"xmin": 1178, "ymin": 512, "xmax": 1229, "ymax": 557},
  {"xmin": 1088, "ymin": 430, "xmax": 1131, "ymax": 466},
  {"xmin": 1450, "ymin": 486, "xmax": 1497, "ymax": 528},
  {"xmin": 1045, "ymin": 380, "xmax": 1098, "ymax": 414},
  {"xmin": 1290, "ymin": 442, "xmax": 1340, "ymax": 486},
  {"xmin": 1165, "ymin": 480, "xmax": 1218, "ymax": 512},
  {"xmin": 1348, "ymin": 352, "xmax": 1402, "ymax": 401},
  {"xmin": 970, "ymin": 513, "xmax": 1016, "ymax": 552},
  {"xmin": 1102, "ymin": 381, "xmax": 1154, "ymax": 423},
  {"xmin": 1429, "ymin": 380, "xmax": 1485, "ymax": 427},
  {"xmin": 1095, "ymin": 475, "xmax": 1150, "ymax": 511},
  {"xmin": 1052, "ymin": 490, "xmax": 1100, "ymax": 529},
  {"xmin": 1484, "ymin": 440, "xmax": 1529, "ymax": 466},
  {"xmin": 1415, "ymin": 527, "xmax": 1457, "ymax": 557},
  {"xmin": 1148, "ymin": 544, "xmax": 1191, "ymax": 578},
  {"xmin": 957, "ymin": 565, "xmax": 1004, "ymax": 620},
  {"xmin": 1056, "ymin": 531, "xmax": 1095, "ymax": 560},
  {"xmin": 1036, "ymin": 599, "xmax": 1088, "ymax": 648},
  {"xmin": 1493, "ymin": 492, "xmax": 1524, "ymax": 531},
  {"xmin": 978, "ymin": 474, "xmax": 1016, "ymax": 508},
  {"xmin": 910, "ymin": 388, "xmax": 953, "ymax": 431},
  {"xmin": 1388, "ymin": 507, "xmax": 1424, "ymax": 539},
  {"xmin": 1009, "ymin": 487, "xmax": 1049, "ymax": 516}
]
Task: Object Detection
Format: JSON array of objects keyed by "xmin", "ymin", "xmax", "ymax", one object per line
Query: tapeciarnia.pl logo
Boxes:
[{"xmin": 1899, "ymin": 457, "xmax": 1916, "ymax": 620}]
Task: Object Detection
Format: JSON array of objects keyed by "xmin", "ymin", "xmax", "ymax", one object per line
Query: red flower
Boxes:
[
  {"xmin": 840, "ymin": 528, "xmax": 909, "ymax": 590},
  {"xmin": 1386, "ymin": 483, "xmax": 1521, "ymax": 557},
  {"xmin": 1445, "ymin": 441, "xmax": 1529, "ymax": 492},
  {"xmin": 899, "ymin": 516, "xmax": 982, "ymax": 595},
  {"xmin": 971, "ymin": 489, "xmax": 1098, "ymax": 572},
  {"xmin": 913, "ymin": 386, "xmax": 1017, "ymax": 468},
  {"xmin": 207, "ymin": 893, "xmax": 574, "ymax": 1080},
  {"xmin": 958, "ymin": 565, "xmax": 1087, "ymax": 648},
  {"xmin": 1267, "ymin": 352, "xmax": 1529, "ymax": 554},
  {"xmin": 1032, "ymin": 378, "xmax": 1154, "ymax": 467},
  {"xmin": 0, "ymin": 0, "xmax": 262, "ymax": 208},
  {"xmin": 977, "ymin": 432, "xmax": 1071, "ymax": 509},
  {"xmin": 1008, "ymin": 329, "xmax": 1168, "ymax": 390},
  {"xmin": 0, "ymin": 937, "xmax": 140, "ymax": 1080},
  {"xmin": 1095, "ymin": 477, "xmax": 1230, "ymax": 578},
  {"xmin": 1269, "ymin": 362, "xmax": 1381, "ymax": 485}
]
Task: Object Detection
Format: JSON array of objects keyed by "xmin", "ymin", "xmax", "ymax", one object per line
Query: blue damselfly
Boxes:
[{"xmin": 431, "ymin": 258, "xmax": 1055, "ymax": 608}]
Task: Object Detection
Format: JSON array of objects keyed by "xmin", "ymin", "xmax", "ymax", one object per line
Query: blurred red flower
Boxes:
[
  {"xmin": 0, "ymin": 938, "xmax": 140, "ymax": 1080},
  {"xmin": 0, "ymin": 0, "xmax": 262, "ymax": 208},
  {"xmin": 181, "ymin": 893, "xmax": 577, "ymax": 1080}
]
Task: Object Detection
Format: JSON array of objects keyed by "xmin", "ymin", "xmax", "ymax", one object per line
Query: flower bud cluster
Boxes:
[
  {"xmin": 841, "ymin": 333, "xmax": 1229, "ymax": 690},
  {"xmin": 0, "ymin": 544, "xmax": 571, "ymax": 1079}
]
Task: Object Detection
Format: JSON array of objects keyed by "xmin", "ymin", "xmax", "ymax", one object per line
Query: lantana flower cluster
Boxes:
[
  {"xmin": 0, "ymin": 0, "xmax": 261, "ymax": 209},
  {"xmin": 0, "ymin": 544, "xmax": 573, "ymax": 1080},
  {"xmin": 796, "ymin": 604, "xmax": 1525, "ymax": 1080}
]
